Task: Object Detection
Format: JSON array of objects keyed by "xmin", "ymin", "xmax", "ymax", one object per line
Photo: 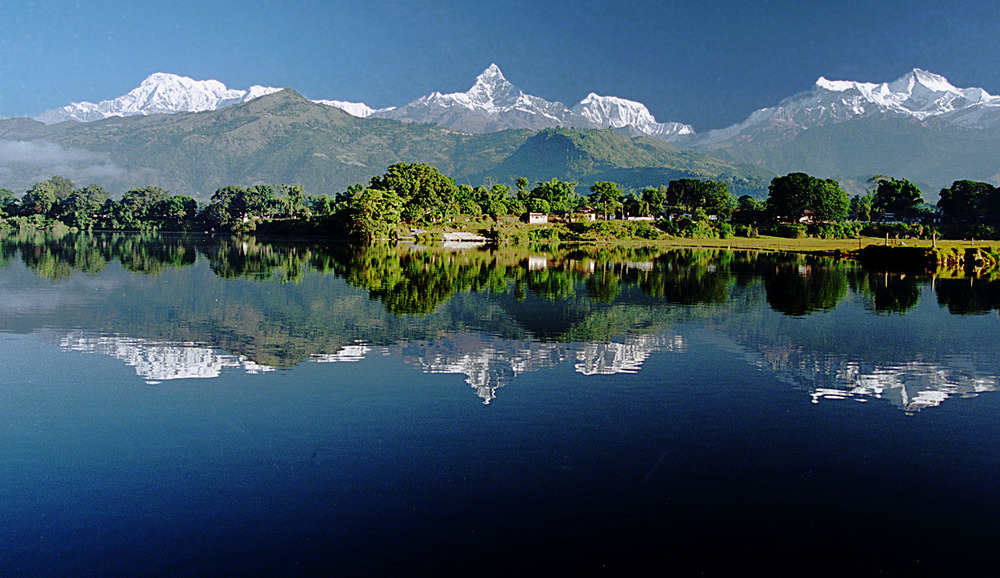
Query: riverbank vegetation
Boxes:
[{"xmin": 5, "ymin": 163, "xmax": 1000, "ymax": 244}]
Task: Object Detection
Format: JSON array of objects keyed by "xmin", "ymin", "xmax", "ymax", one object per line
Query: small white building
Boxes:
[{"xmin": 523, "ymin": 212, "xmax": 548, "ymax": 224}]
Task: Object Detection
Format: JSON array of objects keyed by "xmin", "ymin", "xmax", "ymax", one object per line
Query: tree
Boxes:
[
  {"xmin": 349, "ymin": 187, "xmax": 403, "ymax": 241},
  {"xmin": 623, "ymin": 193, "xmax": 645, "ymax": 218},
  {"xmin": 48, "ymin": 176, "xmax": 75, "ymax": 201},
  {"xmin": 515, "ymin": 177, "xmax": 530, "ymax": 200},
  {"xmin": 149, "ymin": 195, "xmax": 198, "ymax": 230},
  {"xmin": 767, "ymin": 173, "xmax": 847, "ymax": 222},
  {"xmin": 455, "ymin": 185, "xmax": 481, "ymax": 216},
  {"xmin": 641, "ymin": 186, "xmax": 668, "ymax": 217},
  {"xmin": 667, "ymin": 179, "xmax": 733, "ymax": 219},
  {"xmin": 369, "ymin": 163, "xmax": 457, "ymax": 223},
  {"xmin": 872, "ymin": 177, "xmax": 922, "ymax": 217},
  {"xmin": 53, "ymin": 185, "xmax": 110, "ymax": 229},
  {"xmin": 280, "ymin": 184, "xmax": 307, "ymax": 218},
  {"xmin": 246, "ymin": 185, "xmax": 277, "ymax": 218},
  {"xmin": 473, "ymin": 184, "xmax": 510, "ymax": 219},
  {"xmin": 207, "ymin": 185, "xmax": 249, "ymax": 227},
  {"xmin": 850, "ymin": 194, "xmax": 874, "ymax": 222},
  {"xmin": 0, "ymin": 188, "xmax": 18, "ymax": 217},
  {"xmin": 114, "ymin": 186, "xmax": 168, "ymax": 229},
  {"xmin": 529, "ymin": 178, "xmax": 577, "ymax": 213},
  {"xmin": 308, "ymin": 194, "xmax": 336, "ymax": 216},
  {"xmin": 588, "ymin": 181, "xmax": 623, "ymax": 219},
  {"xmin": 21, "ymin": 180, "xmax": 59, "ymax": 216},
  {"xmin": 811, "ymin": 179, "xmax": 850, "ymax": 222},
  {"xmin": 938, "ymin": 180, "xmax": 998, "ymax": 221}
]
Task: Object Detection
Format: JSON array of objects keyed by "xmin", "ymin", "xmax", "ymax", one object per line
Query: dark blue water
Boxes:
[{"xmin": 3, "ymin": 236, "xmax": 1000, "ymax": 575}]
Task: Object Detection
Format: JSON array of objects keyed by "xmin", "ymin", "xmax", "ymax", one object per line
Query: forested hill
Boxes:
[
  {"xmin": 0, "ymin": 90, "xmax": 768, "ymax": 200},
  {"xmin": 473, "ymin": 128, "xmax": 772, "ymax": 197}
]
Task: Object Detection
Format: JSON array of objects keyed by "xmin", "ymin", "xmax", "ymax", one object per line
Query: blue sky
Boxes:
[{"xmin": 2, "ymin": 0, "xmax": 999, "ymax": 130}]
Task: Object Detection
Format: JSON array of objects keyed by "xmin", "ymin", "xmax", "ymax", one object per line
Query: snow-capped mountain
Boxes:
[
  {"xmin": 35, "ymin": 73, "xmax": 283, "ymax": 124},
  {"xmin": 695, "ymin": 68, "xmax": 1000, "ymax": 146},
  {"xmin": 311, "ymin": 99, "xmax": 383, "ymax": 118},
  {"xmin": 571, "ymin": 92, "xmax": 694, "ymax": 139},
  {"xmin": 320, "ymin": 64, "xmax": 693, "ymax": 140},
  {"xmin": 34, "ymin": 65, "xmax": 692, "ymax": 141},
  {"xmin": 371, "ymin": 63, "xmax": 571, "ymax": 132}
]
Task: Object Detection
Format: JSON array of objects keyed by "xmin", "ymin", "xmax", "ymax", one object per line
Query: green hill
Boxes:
[
  {"xmin": 476, "ymin": 128, "xmax": 772, "ymax": 195},
  {"xmin": 701, "ymin": 117, "xmax": 1000, "ymax": 199},
  {"xmin": 0, "ymin": 90, "xmax": 769, "ymax": 200}
]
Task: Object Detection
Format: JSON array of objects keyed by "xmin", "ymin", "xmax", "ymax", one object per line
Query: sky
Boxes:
[{"xmin": 2, "ymin": 0, "xmax": 1000, "ymax": 131}]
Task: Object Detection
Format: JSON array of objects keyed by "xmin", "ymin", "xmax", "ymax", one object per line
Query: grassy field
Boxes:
[
  {"xmin": 438, "ymin": 218, "xmax": 1000, "ymax": 254},
  {"xmin": 648, "ymin": 236, "xmax": 1000, "ymax": 253}
]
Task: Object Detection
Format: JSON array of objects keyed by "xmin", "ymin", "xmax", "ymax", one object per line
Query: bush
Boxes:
[{"xmin": 772, "ymin": 223, "xmax": 807, "ymax": 238}]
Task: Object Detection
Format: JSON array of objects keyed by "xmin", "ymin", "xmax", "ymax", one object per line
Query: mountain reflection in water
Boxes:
[
  {"xmin": 2, "ymin": 231, "xmax": 1000, "ymax": 411},
  {"xmin": 8, "ymin": 231, "xmax": 1000, "ymax": 574}
]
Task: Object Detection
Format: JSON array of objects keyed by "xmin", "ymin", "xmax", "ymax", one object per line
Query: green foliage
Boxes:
[
  {"xmin": 667, "ymin": 178, "xmax": 733, "ymax": 218},
  {"xmin": 768, "ymin": 173, "xmax": 848, "ymax": 222},
  {"xmin": 938, "ymin": 180, "xmax": 1000, "ymax": 221},
  {"xmin": 529, "ymin": 178, "xmax": 578, "ymax": 213},
  {"xmin": 348, "ymin": 187, "xmax": 403, "ymax": 241},
  {"xmin": 640, "ymin": 186, "xmax": 668, "ymax": 216},
  {"xmin": 850, "ymin": 194, "xmax": 874, "ymax": 221},
  {"xmin": 588, "ymin": 181, "xmax": 623, "ymax": 219},
  {"xmin": 369, "ymin": 162, "xmax": 458, "ymax": 223},
  {"xmin": 279, "ymin": 184, "xmax": 308, "ymax": 218},
  {"xmin": 21, "ymin": 179, "xmax": 60, "ymax": 216},
  {"xmin": 52, "ymin": 184, "xmax": 110, "ymax": 229},
  {"xmin": 872, "ymin": 177, "xmax": 922, "ymax": 217},
  {"xmin": 113, "ymin": 186, "xmax": 168, "ymax": 230},
  {"xmin": 150, "ymin": 195, "xmax": 198, "ymax": 230},
  {"xmin": 0, "ymin": 188, "xmax": 18, "ymax": 217}
]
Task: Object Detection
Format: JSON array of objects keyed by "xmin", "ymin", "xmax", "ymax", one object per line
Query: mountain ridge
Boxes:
[
  {"xmin": 31, "ymin": 65, "xmax": 695, "ymax": 142},
  {"xmin": 35, "ymin": 73, "xmax": 284, "ymax": 124},
  {"xmin": 3, "ymin": 90, "xmax": 761, "ymax": 199}
]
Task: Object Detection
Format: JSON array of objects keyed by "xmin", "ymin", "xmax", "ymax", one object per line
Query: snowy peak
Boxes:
[
  {"xmin": 573, "ymin": 93, "xmax": 656, "ymax": 126},
  {"xmin": 804, "ymin": 68, "xmax": 1000, "ymax": 123},
  {"xmin": 890, "ymin": 68, "xmax": 957, "ymax": 94},
  {"xmin": 403, "ymin": 64, "xmax": 527, "ymax": 112},
  {"xmin": 35, "ymin": 73, "xmax": 283, "ymax": 124},
  {"xmin": 312, "ymin": 99, "xmax": 382, "ymax": 118},
  {"xmin": 468, "ymin": 63, "xmax": 512, "ymax": 101},
  {"xmin": 571, "ymin": 93, "xmax": 694, "ymax": 137},
  {"xmin": 34, "ymin": 65, "xmax": 692, "ymax": 141},
  {"xmin": 697, "ymin": 68, "xmax": 1000, "ymax": 146},
  {"xmin": 322, "ymin": 64, "xmax": 692, "ymax": 140}
]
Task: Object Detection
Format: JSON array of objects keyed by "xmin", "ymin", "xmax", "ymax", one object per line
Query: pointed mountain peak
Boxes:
[
  {"xmin": 908, "ymin": 68, "xmax": 956, "ymax": 92},
  {"xmin": 469, "ymin": 64, "xmax": 513, "ymax": 97},
  {"xmin": 888, "ymin": 68, "xmax": 957, "ymax": 94},
  {"xmin": 462, "ymin": 64, "xmax": 518, "ymax": 107},
  {"xmin": 475, "ymin": 63, "xmax": 506, "ymax": 84}
]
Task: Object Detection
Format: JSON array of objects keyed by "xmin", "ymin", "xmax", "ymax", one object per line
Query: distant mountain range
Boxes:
[
  {"xmin": 34, "ymin": 65, "xmax": 694, "ymax": 141},
  {"xmin": 17, "ymin": 66, "xmax": 1000, "ymax": 199},
  {"xmin": 3, "ymin": 89, "xmax": 765, "ymax": 199}
]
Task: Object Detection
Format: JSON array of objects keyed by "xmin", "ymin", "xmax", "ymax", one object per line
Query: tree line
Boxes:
[{"xmin": 4, "ymin": 163, "xmax": 1000, "ymax": 240}]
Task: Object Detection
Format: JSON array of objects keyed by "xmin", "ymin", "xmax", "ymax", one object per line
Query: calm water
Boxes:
[{"xmin": 3, "ymin": 233, "xmax": 1000, "ymax": 575}]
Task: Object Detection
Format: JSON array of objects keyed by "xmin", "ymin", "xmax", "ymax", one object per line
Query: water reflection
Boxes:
[
  {"xmin": 50, "ymin": 330, "xmax": 273, "ymax": 384},
  {"xmin": 3, "ymin": 232, "xmax": 1000, "ymax": 411}
]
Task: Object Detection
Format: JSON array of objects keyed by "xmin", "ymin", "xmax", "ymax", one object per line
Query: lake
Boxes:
[{"xmin": 3, "ymin": 232, "xmax": 1000, "ymax": 575}]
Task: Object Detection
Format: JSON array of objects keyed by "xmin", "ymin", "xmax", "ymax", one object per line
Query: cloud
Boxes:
[{"xmin": 0, "ymin": 140, "xmax": 129, "ymax": 191}]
